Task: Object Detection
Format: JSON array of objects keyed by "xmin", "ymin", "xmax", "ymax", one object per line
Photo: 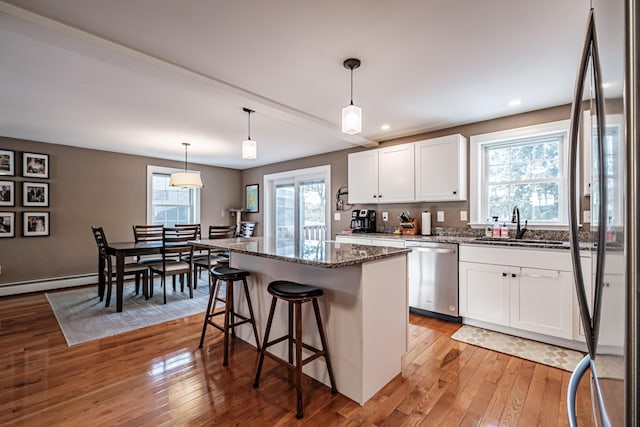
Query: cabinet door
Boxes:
[
  {"xmin": 415, "ymin": 134, "xmax": 467, "ymax": 201},
  {"xmin": 377, "ymin": 144, "xmax": 415, "ymax": 203},
  {"xmin": 459, "ymin": 261, "xmax": 510, "ymax": 326},
  {"xmin": 348, "ymin": 150, "xmax": 379, "ymax": 204},
  {"xmin": 510, "ymin": 268, "xmax": 573, "ymax": 339}
]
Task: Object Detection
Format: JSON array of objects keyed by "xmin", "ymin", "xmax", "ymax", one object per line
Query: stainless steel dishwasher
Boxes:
[{"xmin": 406, "ymin": 241, "xmax": 459, "ymax": 322}]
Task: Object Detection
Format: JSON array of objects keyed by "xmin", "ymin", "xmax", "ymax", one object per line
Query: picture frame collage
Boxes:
[{"xmin": 0, "ymin": 149, "xmax": 50, "ymax": 238}]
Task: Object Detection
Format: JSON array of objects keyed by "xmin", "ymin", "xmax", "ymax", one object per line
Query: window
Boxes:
[
  {"xmin": 264, "ymin": 165, "xmax": 331, "ymax": 256},
  {"xmin": 583, "ymin": 112, "xmax": 624, "ymax": 227},
  {"xmin": 146, "ymin": 166, "xmax": 200, "ymax": 226},
  {"xmin": 470, "ymin": 120, "xmax": 571, "ymax": 227}
]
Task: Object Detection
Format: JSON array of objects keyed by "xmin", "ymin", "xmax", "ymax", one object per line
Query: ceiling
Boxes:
[{"xmin": 0, "ymin": 0, "xmax": 611, "ymax": 170}]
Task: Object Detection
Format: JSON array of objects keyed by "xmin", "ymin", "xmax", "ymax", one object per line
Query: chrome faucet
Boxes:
[{"xmin": 511, "ymin": 206, "xmax": 528, "ymax": 239}]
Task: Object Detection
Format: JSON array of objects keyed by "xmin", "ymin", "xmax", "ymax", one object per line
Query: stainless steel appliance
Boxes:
[
  {"xmin": 567, "ymin": 1, "xmax": 638, "ymax": 425},
  {"xmin": 407, "ymin": 241, "xmax": 459, "ymax": 321},
  {"xmin": 350, "ymin": 209, "xmax": 376, "ymax": 233}
]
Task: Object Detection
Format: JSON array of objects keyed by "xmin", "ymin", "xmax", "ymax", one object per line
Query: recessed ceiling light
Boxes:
[
  {"xmin": 508, "ymin": 99, "xmax": 521, "ymax": 107},
  {"xmin": 381, "ymin": 124, "xmax": 390, "ymax": 130}
]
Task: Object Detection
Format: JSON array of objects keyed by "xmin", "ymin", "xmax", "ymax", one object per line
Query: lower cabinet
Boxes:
[
  {"xmin": 459, "ymin": 245, "xmax": 589, "ymax": 342},
  {"xmin": 459, "ymin": 262, "xmax": 510, "ymax": 326}
]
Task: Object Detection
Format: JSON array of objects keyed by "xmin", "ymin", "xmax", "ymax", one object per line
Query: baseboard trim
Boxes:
[{"xmin": 0, "ymin": 274, "xmax": 98, "ymax": 297}]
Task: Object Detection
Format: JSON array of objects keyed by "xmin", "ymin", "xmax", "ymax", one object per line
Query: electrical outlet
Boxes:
[
  {"xmin": 460, "ymin": 210, "xmax": 468, "ymax": 221},
  {"xmin": 583, "ymin": 210, "xmax": 592, "ymax": 223},
  {"xmin": 437, "ymin": 211, "xmax": 445, "ymax": 222},
  {"xmin": 334, "ymin": 212, "xmax": 341, "ymax": 221},
  {"xmin": 221, "ymin": 210, "xmax": 226, "ymax": 217},
  {"xmin": 382, "ymin": 211, "xmax": 389, "ymax": 222}
]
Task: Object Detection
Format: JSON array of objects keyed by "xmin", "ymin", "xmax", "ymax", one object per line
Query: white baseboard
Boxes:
[{"xmin": 0, "ymin": 274, "xmax": 98, "ymax": 297}]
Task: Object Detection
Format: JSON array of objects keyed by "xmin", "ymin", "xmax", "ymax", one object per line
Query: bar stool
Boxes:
[
  {"xmin": 253, "ymin": 280, "xmax": 337, "ymax": 419},
  {"xmin": 199, "ymin": 266, "xmax": 261, "ymax": 366}
]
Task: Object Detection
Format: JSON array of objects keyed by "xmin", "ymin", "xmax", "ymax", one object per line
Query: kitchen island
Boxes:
[{"xmin": 194, "ymin": 237, "xmax": 410, "ymax": 405}]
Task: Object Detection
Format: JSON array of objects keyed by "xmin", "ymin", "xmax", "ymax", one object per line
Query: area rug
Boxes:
[
  {"xmin": 46, "ymin": 279, "xmax": 215, "ymax": 346},
  {"xmin": 451, "ymin": 325, "xmax": 584, "ymax": 372}
]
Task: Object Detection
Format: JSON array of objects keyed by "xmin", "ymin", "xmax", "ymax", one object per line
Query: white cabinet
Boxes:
[
  {"xmin": 459, "ymin": 245, "xmax": 588, "ymax": 341},
  {"xmin": 347, "ymin": 150, "xmax": 379, "ymax": 204},
  {"xmin": 414, "ymin": 134, "xmax": 467, "ymax": 201},
  {"xmin": 459, "ymin": 261, "xmax": 510, "ymax": 326},
  {"xmin": 510, "ymin": 267, "xmax": 573, "ymax": 339},
  {"xmin": 348, "ymin": 145, "xmax": 415, "ymax": 204}
]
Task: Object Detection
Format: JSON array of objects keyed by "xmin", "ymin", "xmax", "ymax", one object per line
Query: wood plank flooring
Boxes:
[{"xmin": 0, "ymin": 289, "xmax": 596, "ymax": 426}]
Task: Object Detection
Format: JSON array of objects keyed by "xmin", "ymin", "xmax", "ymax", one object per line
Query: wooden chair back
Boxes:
[
  {"xmin": 208, "ymin": 225, "xmax": 236, "ymax": 239},
  {"xmin": 162, "ymin": 226, "xmax": 197, "ymax": 260},
  {"xmin": 175, "ymin": 223, "xmax": 201, "ymax": 239},
  {"xmin": 91, "ymin": 226, "xmax": 108, "ymax": 256},
  {"xmin": 237, "ymin": 221, "xmax": 256, "ymax": 238},
  {"xmin": 132, "ymin": 224, "xmax": 164, "ymax": 242}
]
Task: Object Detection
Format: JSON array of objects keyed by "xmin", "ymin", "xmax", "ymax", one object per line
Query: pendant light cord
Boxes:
[
  {"xmin": 248, "ymin": 110, "xmax": 251, "ymax": 140},
  {"xmin": 350, "ymin": 67, "xmax": 354, "ymax": 105}
]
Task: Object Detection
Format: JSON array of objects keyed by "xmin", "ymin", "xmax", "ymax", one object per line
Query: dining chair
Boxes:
[
  {"xmin": 132, "ymin": 224, "xmax": 164, "ymax": 265},
  {"xmin": 91, "ymin": 226, "xmax": 149, "ymax": 307},
  {"xmin": 237, "ymin": 221, "xmax": 257, "ymax": 238},
  {"xmin": 192, "ymin": 225, "xmax": 236, "ymax": 282},
  {"xmin": 176, "ymin": 223, "xmax": 205, "ymax": 287},
  {"xmin": 147, "ymin": 226, "xmax": 198, "ymax": 304}
]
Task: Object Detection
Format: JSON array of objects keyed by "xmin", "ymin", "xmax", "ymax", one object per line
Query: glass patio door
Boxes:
[{"xmin": 266, "ymin": 166, "xmax": 331, "ymax": 256}]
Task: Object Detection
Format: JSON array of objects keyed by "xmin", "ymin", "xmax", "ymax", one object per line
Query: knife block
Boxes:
[{"xmin": 400, "ymin": 219, "xmax": 417, "ymax": 235}]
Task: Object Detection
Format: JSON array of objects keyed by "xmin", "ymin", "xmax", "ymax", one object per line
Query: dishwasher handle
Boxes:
[{"xmin": 408, "ymin": 246, "xmax": 456, "ymax": 255}]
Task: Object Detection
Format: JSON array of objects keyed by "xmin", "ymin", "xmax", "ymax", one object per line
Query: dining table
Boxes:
[{"xmin": 104, "ymin": 241, "xmax": 163, "ymax": 312}]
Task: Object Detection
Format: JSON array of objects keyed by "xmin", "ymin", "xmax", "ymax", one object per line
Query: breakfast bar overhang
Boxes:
[{"xmin": 194, "ymin": 237, "xmax": 410, "ymax": 405}]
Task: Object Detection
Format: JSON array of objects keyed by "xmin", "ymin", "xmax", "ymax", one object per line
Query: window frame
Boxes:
[
  {"xmin": 470, "ymin": 119, "xmax": 574, "ymax": 228},
  {"xmin": 146, "ymin": 165, "xmax": 201, "ymax": 226}
]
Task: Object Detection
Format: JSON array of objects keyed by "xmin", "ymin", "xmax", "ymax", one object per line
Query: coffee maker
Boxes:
[{"xmin": 350, "ymin": 209, "xmax": 376, "ymax": 233}]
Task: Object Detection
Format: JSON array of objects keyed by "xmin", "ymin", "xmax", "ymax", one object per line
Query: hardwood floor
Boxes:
[{"xmin": 0, "ymin": 289, "xmax": 595, "ymax": 426}]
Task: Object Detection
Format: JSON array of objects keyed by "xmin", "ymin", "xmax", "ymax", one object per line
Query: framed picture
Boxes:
[
  {"xmin": 23, "ymin": 182, "xmax": 49, "ymax": 207},
  {"xmin": 0, "ymin": 149, "xmax": 15, "ymax": 176},
  {"xmin": 23, "ymin": 152, "xmax": 49, "ymax": 179},
  {"xmin": 0, "ymin": 212, "xmax": 15, "ymax": 238},
  {"xmin": 245, "ymin": 184, "xmax": 259, "ymax": 213},
  {"xmin": 0, "ymin": 180, "xmax": 15, "ymax": 207},
  {"xmin": 23, "ymin": 211, "xmax": 49, "ymax": 237}
]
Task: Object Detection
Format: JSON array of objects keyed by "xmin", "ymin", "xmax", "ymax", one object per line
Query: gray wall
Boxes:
[
  {"xmin": 240, "ymin": 103, "xmax": 592, "ymax": 236},
  {"xmin": 0, "ymin": 137, "xmax": 242, "ymax": 284}
]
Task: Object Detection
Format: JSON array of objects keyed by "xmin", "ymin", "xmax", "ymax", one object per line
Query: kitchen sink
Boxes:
[{"xmin": 473, "ymin": 237, "xmax": 569, "ymax": 247}]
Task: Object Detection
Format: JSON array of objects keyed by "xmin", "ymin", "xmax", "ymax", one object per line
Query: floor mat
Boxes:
[{"xmin": 451, "ymin": 324, "xmax": 584, "ymax": 372}]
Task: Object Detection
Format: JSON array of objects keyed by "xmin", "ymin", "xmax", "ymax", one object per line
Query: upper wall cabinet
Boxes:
[
  {"xmin": 348, "ymin": 144, "xmax": 415, "ymax": 204},
  {"xmin": 414, "ymin": 134, "xmax": 467, "ymax": 202}
]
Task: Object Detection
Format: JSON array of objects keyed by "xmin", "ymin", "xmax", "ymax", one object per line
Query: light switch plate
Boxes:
[
  {"xmin": 437, "ymin": 211, "xmax": 445, "ymax": 222},
  {"xmin": 583, "ymin": 210, "xmax": 591, "ymax": 223},
  {"xmin": 460, "ymin": 210, "xmax": 468, "ymax": 221},
  {"xmin": 382, "ymin": 211, "xmax": 389, "ymax": 222},
  {"xmin": 334, "ymin": 212, "xmax": 341, "ymax": 221}
]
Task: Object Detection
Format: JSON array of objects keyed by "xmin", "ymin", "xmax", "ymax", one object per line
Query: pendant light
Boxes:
[
  {"xmin": 169, "ymin": 142, "xmax": 203, "ymax": 188},
  {"xmin": 342, "ymin": 58, "xmax": 362, "ymax": 135},
  {"xmin": 242, "ymin": 107, "xmax": 257, "ymax": 160}
]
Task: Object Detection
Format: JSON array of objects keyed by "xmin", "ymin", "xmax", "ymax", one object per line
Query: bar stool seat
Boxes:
[
  {"xmin": 253, "ymin": 280, "xmax": 337, "ymax": 419},
  {"xmin": 199, "ymin": 266, "xmax": 260, "ymax": 366}
]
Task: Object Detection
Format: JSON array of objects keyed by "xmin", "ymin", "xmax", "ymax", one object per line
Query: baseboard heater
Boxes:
[{"xmin": 0, "ymin": 274, "xmax": 98, "ymax": 297}]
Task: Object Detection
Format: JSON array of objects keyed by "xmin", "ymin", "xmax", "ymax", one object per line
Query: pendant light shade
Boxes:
[
  {"xmin": 242, "ymin": 107, "xmax": 257, "ymax": 160},
  {"xmin": 342, "ymin": 58, "xmax": 362, "ymax": 135},
  {"xmin": 169, "ymin": 142, "xmax": 203, "ymax": 188}
]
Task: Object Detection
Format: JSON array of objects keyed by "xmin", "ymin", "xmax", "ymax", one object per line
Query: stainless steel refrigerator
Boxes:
[{"xmin": 567, "ymin": 0, "xmax": 638, "ymax": 425}]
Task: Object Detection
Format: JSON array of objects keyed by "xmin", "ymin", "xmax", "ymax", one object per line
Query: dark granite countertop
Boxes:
[{"xmin": 193, "ymin": 237, "xmax": 410, "ymax": 268}]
